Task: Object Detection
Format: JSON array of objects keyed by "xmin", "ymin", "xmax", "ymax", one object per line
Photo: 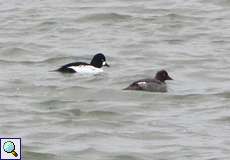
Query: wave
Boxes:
[
  {"xmin": 85, "ymin": 110, "xmax": 121, "ymax": 117},
  {"xmin": 1, "ymin": 47, "xmax": 31, "ymax": 56},
  {"xmin": 78, "ymin": 13, "xmax": 132, "ymax": 22},
  {"xmin": 23, "ymin": 151, "xmax": 57, "ymax": 160},
  {"xmin": 0, "ymin": 56, "xmax": 79, "ymax": 65}
]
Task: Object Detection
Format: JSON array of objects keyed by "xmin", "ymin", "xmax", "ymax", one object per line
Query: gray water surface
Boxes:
[{"xmin": 1, "ymin": 0, "xmax": 230, "ymax": 160}]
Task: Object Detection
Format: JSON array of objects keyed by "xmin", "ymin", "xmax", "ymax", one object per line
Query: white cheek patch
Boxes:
[{"xmin": 102, "ymin": 61, "xmax": 106, "ymax": 66}]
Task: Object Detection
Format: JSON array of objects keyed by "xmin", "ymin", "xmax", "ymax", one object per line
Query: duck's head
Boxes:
[
  {"xmin": 90, "ymin": 53, "xmax": 110, "ymax": 68},
  {"xmin": 155, "ymin": 70, "xmax": 173, "ymax": 82}
]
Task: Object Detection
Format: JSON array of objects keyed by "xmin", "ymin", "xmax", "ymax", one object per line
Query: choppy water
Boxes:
[{"xmin": 1, "ymin": 0, "xmax": 230, "ymax": 159}]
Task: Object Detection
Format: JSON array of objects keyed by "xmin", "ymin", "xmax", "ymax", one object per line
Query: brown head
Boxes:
[{"xmin": 155, "ymin": 70, "xmax": 173, "ymax": 82}]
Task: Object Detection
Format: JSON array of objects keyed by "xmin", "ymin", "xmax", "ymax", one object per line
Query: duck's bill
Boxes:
[
  {"xmin": 167, "ymin": 76, "xmax": 173, "ymax": 80},
  {"xmin": 103, "ymin": 61, "xmax": 110, "ymax": 67}
]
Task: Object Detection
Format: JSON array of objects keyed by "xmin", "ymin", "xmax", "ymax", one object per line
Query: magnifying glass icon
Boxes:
[{"xmin": 3, "ymin": 141, "xmax": 18, "ymax": 157}]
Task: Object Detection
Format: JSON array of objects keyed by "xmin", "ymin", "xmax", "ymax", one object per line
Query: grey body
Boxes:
[
  {"xmin": 124, "ymin": 70, "xmax": 173, "ymax": 92},
  {"xmin": 124, "ymin": 78, "xmax": 167, "ymax": 92}
]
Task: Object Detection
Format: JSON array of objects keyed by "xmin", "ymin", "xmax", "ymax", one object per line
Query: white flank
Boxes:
[
  {"xmin": 137, "ymin": 82, "xmax": 147, "ymax": 87},
  {"xmin": 137, "ymin": 82, "xmax": 146, "ymax": 85},
  {"xmin": 68, "ymin": 65, "xmax": 103, "ymax": 74}
]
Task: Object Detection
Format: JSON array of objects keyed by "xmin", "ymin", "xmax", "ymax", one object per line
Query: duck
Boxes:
[
  {"xmin": 124, "ymin": 70, "xmax": 173, "ymax": 92},
  {"xmin": 56, "ymin": 53, "xmax": 110, "ymax": 74}
]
